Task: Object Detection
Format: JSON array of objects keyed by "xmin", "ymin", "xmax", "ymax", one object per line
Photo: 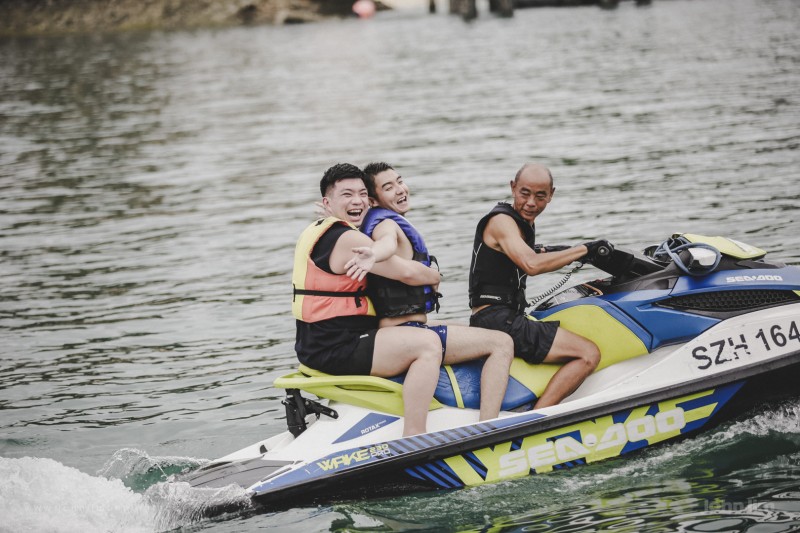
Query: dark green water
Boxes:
[{"xmin": 1, "ymin": 0, "xmax": 799, "ymax": 530}]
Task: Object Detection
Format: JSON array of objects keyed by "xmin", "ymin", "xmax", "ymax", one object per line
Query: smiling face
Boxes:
[
  {"xmin": 322, "ymin": 177, "xmax": 370, "ymax": 227},
  {"xmin": 370, "ymin": 168, "xmax": 410, "ymax": 216},
  {"xmin": 510, "ymin": 164, "xmax": 555, "ymax": 223}
]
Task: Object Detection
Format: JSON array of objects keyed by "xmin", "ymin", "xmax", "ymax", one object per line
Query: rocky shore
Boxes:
[{"xmin": 0, "ymin": 0, "xmax": 388, "ymax": 37}]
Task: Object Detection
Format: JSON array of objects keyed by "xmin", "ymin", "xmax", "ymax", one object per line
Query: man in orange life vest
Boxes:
[
  {"xmin": 359, "ymin": 162, "xmax": 513, "ymax": 422},
  {"xmin": 293, "ymin": 163, "xmax": 443, "ymax": 436}
]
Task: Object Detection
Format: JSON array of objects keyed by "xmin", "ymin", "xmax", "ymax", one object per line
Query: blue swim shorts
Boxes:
[{"xmin": 398, "ymin": 321, "xmax": 448, "ymax": 359}]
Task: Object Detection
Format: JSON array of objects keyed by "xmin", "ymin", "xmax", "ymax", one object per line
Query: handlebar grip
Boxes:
[{"xmin": 597, "ymin": 245, "xmax": 611, "ymax": 257}]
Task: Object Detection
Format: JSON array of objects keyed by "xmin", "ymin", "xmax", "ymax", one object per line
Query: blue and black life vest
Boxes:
[
  {"xmin": 361, "ymin": 207, "xmax": 440, "ymax": 317},
  {"xmin": 468, "ymin": 202, "xmax": 535, "ymax": 313}
]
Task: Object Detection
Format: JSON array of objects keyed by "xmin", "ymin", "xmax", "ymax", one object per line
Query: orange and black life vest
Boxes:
[{"xmin": 292, "ymin": 217, "xmax": 376, "ymax": 323}]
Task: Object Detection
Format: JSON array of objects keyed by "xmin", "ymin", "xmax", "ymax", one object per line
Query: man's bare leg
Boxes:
[
  {"xmin": 371, "ymin": 327, "xmax": 443, "ymax": 436},
  {"xmin": 533, "ymin": 328, "xmax": 600, "ymax": 409},
  {"xmin": 442, "ymin": 325, "xmax": 514, "ymax": 421}
]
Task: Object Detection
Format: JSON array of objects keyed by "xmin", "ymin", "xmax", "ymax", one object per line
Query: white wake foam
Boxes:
[
  {"xmin": 0, "ymin": 454, "xmax": 251, "ymax": 533},
  {"xmin": 0, "ymin": 456, "xmax": 155, "ymax": 533}
]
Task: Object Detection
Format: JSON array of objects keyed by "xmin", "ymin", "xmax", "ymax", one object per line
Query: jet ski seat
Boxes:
[{"xmin": 274, "ymin": 304, "xmax": 651, "ymax": 414}]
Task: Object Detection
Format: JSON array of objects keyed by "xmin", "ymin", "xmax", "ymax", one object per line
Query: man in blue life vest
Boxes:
[
  {"xmin": 469, "ymin": 163, "xmax": 609, "ymax": 408},
  {"xmin": 293, "ymin": 163, "xmax": 444, "ymax": 437},
  {"xmin": 359, "ymin": 162, "xmax": 514, "ymax": 422}
]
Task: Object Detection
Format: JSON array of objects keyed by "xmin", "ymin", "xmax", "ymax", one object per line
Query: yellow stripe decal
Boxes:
[{"xmin": 444, "ymin": 365, "xmax": 465, "ymax": 408}]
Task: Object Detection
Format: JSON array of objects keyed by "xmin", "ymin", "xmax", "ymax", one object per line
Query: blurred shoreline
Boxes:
[{"xmin": 0, "ymin": 0, "xmax": 410, "ymax": 37}]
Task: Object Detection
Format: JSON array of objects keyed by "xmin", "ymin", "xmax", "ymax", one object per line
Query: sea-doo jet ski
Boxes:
[{"xmin": 179, "ymin": 233, "xmax": 800, "ymax": 508}]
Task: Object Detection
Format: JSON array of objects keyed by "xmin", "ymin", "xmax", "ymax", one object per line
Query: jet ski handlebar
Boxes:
[{"xmin": 586, "ymin": 241, "xmax": 667, "ymax": 278}]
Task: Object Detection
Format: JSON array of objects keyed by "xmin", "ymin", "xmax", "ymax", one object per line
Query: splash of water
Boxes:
[
  {"xmin": 0, "ymin": 451, "xmax": 253, "ymax": 533},
  {"xmin": 0, "ymin": 456, "xmax": 155, "ymax": 533},
  {"xmin": 98, "ymin": 447, "xmax": 207, "ymax": 491},
  {"xmin": 97, "ymin": 448, "xmax": 253, "ymax": 529}
]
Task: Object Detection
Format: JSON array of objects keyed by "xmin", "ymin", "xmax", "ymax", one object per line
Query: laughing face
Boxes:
[
  {"xmin": 322, "ymin": 177, "xmax": 370, "ymax": 227},
  {"xmin": 370, "ymin": 168, "xmax": 410, "ymax": 216}
]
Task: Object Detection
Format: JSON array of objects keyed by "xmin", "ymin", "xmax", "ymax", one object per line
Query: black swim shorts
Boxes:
[
  {"xmin": 347, "ymin": 329, "xmax": 379, "ymax": 374},
  {"xmin": 299, "ymin": 328, "xmax": 378, "ymax": 376},
  {"xmin": 469, "ymin": 306, "xmax": 559, "ymax": 364}
]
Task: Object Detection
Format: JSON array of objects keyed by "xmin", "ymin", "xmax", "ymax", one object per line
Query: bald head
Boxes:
[{"xmin": 514, "ymin": 163, "xmax": 553, "ymax": 188}]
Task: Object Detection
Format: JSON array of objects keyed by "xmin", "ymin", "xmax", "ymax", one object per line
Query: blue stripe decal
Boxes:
[
  {"xmin": 416, "ymin": 434, "xmax": 439, "ymax": 447},
  {"xmin": 407, "ymin": 464, "xmax": 451, "ymax": 488},
  {"xmin": 678, "ymin": 381, "xmax": 743, "ymax": 414},
  {"xmin": 463, "ymin": 452, "xmax": 488, "ymax": 478},
  {"xmin": 680, "ymin": 381, "xmax": 744, "ymax": 433},
  {"xmin": 413, "ymin": 461, "xmax": 463, "ymax": 489},
  {"xmin": 620, "ymin": 440, "xmax": 649, "ymax": 455},
  {"xmin": 547, "ymin": 429, "xmax": 582, "ymax": 444},
  {"xmin": 435, "ymin": 431, "xmax": 457, "ymax": 444},
  {"xmin": 469, "ymin": 422, "xmax": 492, "ymax": 435},
  {"xmin": 554, "ymin": 459, "xmax": 587, "ymax": 470},
  {"xmin": 645, "ymin": 404, "xmax": 660, "ymax": 417},
  {"xmin": 406, "ymin": 465, "xmax": 436, "ymax": 486},
  {"xmin": 410, "ymin": 434, "xmax": 427, "ymax": 447},
  {"xmin": 446, "ymin": 429, "xmax": 464, "ymax": 442},
  {"xmin": 390, "ymin": 440, "xmax": 415, "ymax": 454},
  {"xmin": 435, "ymin": 461, "xmax": 466, "ymax": 488},
  {"xmin": 452, "ymin": 427, "xmax": 474, "ymax": 439},
  {"xmin": 405, "ymin": 465, "xmax": 443, "ymax": 486},
  {"xmin": 612, "ymin": 409, "xmax": 632, "ymax": 425}
]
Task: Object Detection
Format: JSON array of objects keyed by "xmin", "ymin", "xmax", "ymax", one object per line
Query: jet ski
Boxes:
[{"xmin": 179, "ymin": 233, "xmax": 800, "ymax": 508}]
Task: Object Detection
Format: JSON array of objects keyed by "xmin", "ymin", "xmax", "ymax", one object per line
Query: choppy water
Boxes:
[{"xmin": 1, "ymin": 0, "xmax": 799, "ymax": 530}]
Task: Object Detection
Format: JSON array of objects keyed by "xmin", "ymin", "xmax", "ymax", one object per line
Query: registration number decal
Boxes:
[{"xmin": 692, "ymin": 319, "xmax": 800, "ymax": 370}]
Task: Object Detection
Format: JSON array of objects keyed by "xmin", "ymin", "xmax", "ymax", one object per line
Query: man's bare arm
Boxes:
[
  {"xmin": 367, "ymin": 219, "xmax": 400, "ymax": 261},
  {"xmin": 367, "ymin": 219, "xmax": 438, "ymax": 286},
  {"xmin": 486, "ymin": 214, "xmax": 588, "ymax": 276},
  {"xmin": 372, "ymin": 255, "xmax": 440, "ymax": 286},
  {"xmin": 343, "ymin": 219, "xmax": 401, "ymax": 280},
  {"xmin": 332, "ymin": 229, "xmax": 440, "ymax": 286}
]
